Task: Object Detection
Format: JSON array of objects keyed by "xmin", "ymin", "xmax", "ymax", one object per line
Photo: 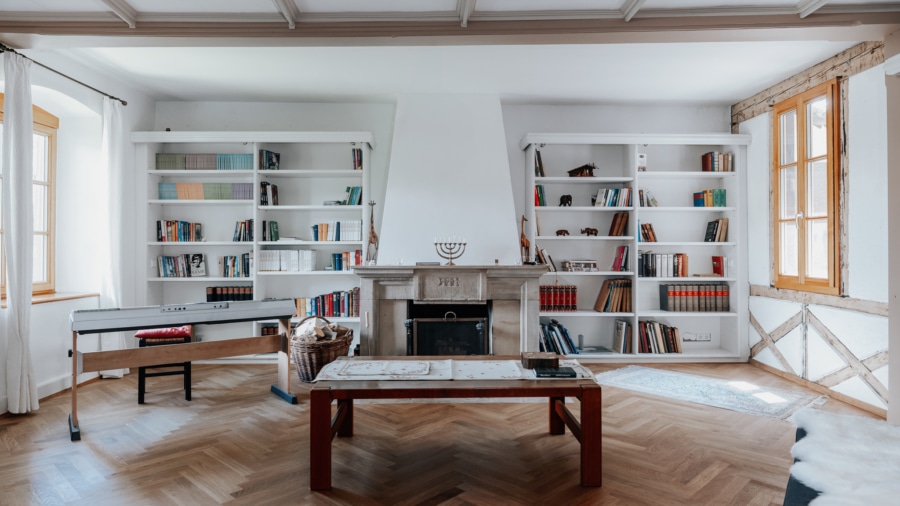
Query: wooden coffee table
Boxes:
[{"xmin": 309, "ymin": 356, "xmax": 602, "ymax": 490}]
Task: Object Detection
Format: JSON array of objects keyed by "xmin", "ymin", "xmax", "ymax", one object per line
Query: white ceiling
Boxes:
[{"xmin": 2, "ymin": 0, "xmax": 900, "ymax": 105}]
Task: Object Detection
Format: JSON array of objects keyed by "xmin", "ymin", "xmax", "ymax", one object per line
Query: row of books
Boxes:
[
  {"xmin": 158, "ymin": 182, "xmax": 254, "ymax": 200},
  {"xmin": 612, "ymin": 319, "xmax": 632, "ymax": 353},
  {"xmin": 638, "ymin": 222, "xmax": 657, "ymax": 242},
  {"xmin": 593, "ymin": 278, "xmax": 632, "ymax": 313},
  {"xmin": 258, "ymin": 249, "xmax": 317, "ymax": 272},
  {"xmin": 233, "ymin": 219, "xmax": 253, "ymax": 242},
  {"xmin": 534, "ymin": 184, "xmax": 547, "ymax": 206},
  {"xmin": 295, "ymin": 287, "xmax": 361, "ymax": 318},
  {"xmin": 594, "ymin": 187, "xmax": 632, "ymax": 207},
  {"xmin": 638, "ymin": 320, "xmax": 683, "ymax": 353},
  {"xmin": 205, "ymin": 285, "xmax": 253, "ymax": 302},
  {"xmin": 539, "ymin": 284, "xmax": 577, "ymax": 312},
  {"xmin": 658, "ymin": 282, "xmax": 730, "ymax": 312},
  {"xmin": 341, "ymin": 186, "xmax": 363, "ymax": 206},
  {"xmin": 260, "ymin": 220, "xmax": 279, "ymax": 241},
  {"xmin": 638, "ymin": 251, "xmax": 689, "ymax": 277},
  {"xmin": 539, "ymin": 319, "xmax": 579, "ymax": 355},
  {"xmin": 221, "ymin": 253, "xmax": 252, "ymax": 278},
  {"xmin": 637, "ymin": 189, "xmax": 660, "ymax": 207},
  {"xmin": 259, "ymin": 181, "xmax": 279, "ymax": 205},
  {"xmin": 693, "ymin": 188, "xmax": 727, "ymax": 207},
  {"xmin": 610, "ymin": 245, "xmax": 630, "ymax": 272},
  {"xmin": 157, "ymin": 253, "xmax": 207, "ymax": 277},
  {"xmin": 330, "ymin": 251, "xmax": 362, "ymax": 271},
  {"xmin": 352, "ymin": 147, "xmax": 364, "ymax": 171},
  {"xmin": 608, "ymin": 211, "xmax": 629, "ymax": 236},
  {"xmin": 156, "ymin": 153, "xmax": 254, "ymax": 171},
  {"xmin": 701, "ymin": 151, "xmax": 734, "ymax": 172},
  {"xmin": 311, "ymin": 220, "xmax": 363, "ymax": 242},
  {"xmin": 259, "ymin": 149, "xmax": 280, "ymax": 170},
  {"xmin": 704, "ymin": 218, "xmax": 729, "ymax": 242},
  {"xmin": 156, "ymin": 220, "xmax": 202, "ymax": 242}
]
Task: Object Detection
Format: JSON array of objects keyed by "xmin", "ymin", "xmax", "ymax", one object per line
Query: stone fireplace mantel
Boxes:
[{"xmin": 354, "ymin": 264, "xmax": 548, "ymax": 356}]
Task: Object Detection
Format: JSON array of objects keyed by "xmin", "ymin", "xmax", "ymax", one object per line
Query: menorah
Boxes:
[{"xmin": 434, "ymin": 237, "xmax": 467, "ymax": 266}]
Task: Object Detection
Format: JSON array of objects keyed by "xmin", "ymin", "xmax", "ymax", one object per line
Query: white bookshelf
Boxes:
[
  {"xmin": 133, "ymin": 131, "xmax": 374, "ymax": 354},
  {"xmin": 521, "ymin": 133, "xmax": 750, "ymax": 362}
]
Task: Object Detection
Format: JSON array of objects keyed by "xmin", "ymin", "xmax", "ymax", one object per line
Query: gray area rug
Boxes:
[{"xmin": 594, "ymin": 365, "xmax": 825, "ymax": 419}]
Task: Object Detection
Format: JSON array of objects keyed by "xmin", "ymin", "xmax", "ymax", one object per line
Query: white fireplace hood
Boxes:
[{"xmin": 377, "ymin": 94, "xmax": 521, "ymax": 266}]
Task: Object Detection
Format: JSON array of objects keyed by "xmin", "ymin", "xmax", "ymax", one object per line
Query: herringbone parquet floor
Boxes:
[{"xmin": 0, "ymin": 362, "xmax": 875, "ymax": 505}]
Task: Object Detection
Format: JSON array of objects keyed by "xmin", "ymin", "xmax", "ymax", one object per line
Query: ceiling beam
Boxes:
[
  {"xmin": 457, "ymin": 0, "xmax": 477, "ymax": 28},
  {"xmin": 272, "ymin": 0, "xmax": 300, "ymax": 30},
  {"xmin": 797, "ymin": 0, "xmax": 830, "ymax": 18},
  {"xmin": 100, "ymin": 0, "xmax": 137, "ymax": 29},
  {"xmin": 621, "ymin": 0, "xmax": 647, "ymax": 22}
]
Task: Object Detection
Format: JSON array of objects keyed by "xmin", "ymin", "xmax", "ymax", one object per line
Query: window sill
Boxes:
[{"xmin": 1, "ymin": 292, "xmax": 100, "ymax": 309}]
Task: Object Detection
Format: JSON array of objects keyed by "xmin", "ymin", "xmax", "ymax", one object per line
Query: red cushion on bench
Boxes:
[{"xmin": 135, "ymin": 325, "xmax": 193, "ymax": 339}]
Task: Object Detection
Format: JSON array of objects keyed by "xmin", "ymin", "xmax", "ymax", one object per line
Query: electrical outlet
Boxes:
[{"xmin": 696, "ymin": 333, "xmax": 712, "ymax": 341}]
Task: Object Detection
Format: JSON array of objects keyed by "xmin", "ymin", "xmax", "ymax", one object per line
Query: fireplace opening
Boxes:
[{"xmin": 405, "ymin": 302, "xmax": 490, "ymax": 356}]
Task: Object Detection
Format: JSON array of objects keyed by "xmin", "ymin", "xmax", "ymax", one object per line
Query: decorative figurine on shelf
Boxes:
[
  {"xmin": 559, "ymin": 194, "xmax": 572, "ymax": 207},
  {"xmin": 556, "ymin": 229, "xmax": 569, "ymax": 236},
  {"xmin": 520, "ymin": 215, "xmax": 530, "ymax": 263},
  {"xmin": 366, "ymin": 201, "xmax": 379, "ymax": 265},
  {"xmin": 567, "ymin": 163, "xmax": 597, "ymax": 177},
  {"xmin": 581, "ymin": 227, "xmax": 598, "ymax": 236}
]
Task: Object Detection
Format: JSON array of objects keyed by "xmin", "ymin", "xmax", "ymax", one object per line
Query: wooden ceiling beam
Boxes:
[{"xmin": 100, "ymin": 0, "xmax": 137, "ymax": 29}]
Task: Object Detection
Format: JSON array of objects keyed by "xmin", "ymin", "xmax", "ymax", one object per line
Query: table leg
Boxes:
[
  {"xmin": 309, "ymin": 387, "xmax": 333, "ymax": 491},
  {"xmin": 580, "ymin": 385, "xmax": 602, "ymax": 487},
  {"xmin": 336, "ymin": 399, "xmax": 353, "ymax": 437},
  {"xmin": 69, "ymin": 331, "xmax": 81, "ymax": 441},
  {"xmin": 548, "ymin": 396, "xmax": 565, "ymax": 435}
]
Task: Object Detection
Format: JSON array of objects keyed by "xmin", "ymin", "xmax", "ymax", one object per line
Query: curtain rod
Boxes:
[{"xmin": 0, "ymin": 43, "xmax": 127, "ymax": 106}]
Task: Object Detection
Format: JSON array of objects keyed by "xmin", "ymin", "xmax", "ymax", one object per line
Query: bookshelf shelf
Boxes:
[
  {"xmin": 522, "ymin": 132, "xmax": 748, "ymax": 362},
  {"xmin": 135, "ymin": 131, "xmax": 374, "ymax": 354}
]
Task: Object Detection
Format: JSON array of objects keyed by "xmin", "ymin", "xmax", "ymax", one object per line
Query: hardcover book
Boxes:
[{"xmin": 534, "ymin": 366, "xmax": 577, "ymax": 378}]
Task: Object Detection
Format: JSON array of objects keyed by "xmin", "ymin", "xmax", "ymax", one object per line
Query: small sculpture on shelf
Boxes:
[
  {"xmin": 559, "ymin": 194, "xmax": 572, "ymax": 206},
  {"xmin": 366, "ymin": 201, "xmax": 379, "ymax": 265},
  {"xmin": 567, "ymin": 163, "xmax": 596, "ymax": 177},
  {"xmin": 581, "ymin": 227, "xmax": 598, "ymax": 236},
  {"xmin": 556, "ymin": 229, "xmax": 569, "ymax": 236},
  {"xmin": 519, "ymin": 215, "xmax": 530, "ymax": 263}
]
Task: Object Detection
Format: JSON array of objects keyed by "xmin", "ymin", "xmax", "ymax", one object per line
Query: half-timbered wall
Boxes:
[{"xmin": 740, "ymin": 64, "xmax": 889, "ymax": 416}]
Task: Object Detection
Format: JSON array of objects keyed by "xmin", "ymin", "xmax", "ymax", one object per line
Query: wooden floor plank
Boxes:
[{"xmin": 0, "ymin": 363, "xmax": 876, "ymax": 505}]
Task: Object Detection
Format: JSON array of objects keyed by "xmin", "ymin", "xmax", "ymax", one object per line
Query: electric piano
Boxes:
[{"xmin": 68, "ymin": 299, "xmax": 298, "ymax": 441}]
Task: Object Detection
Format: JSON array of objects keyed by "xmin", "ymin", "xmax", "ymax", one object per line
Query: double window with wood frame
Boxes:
[
  {"xmin": 772, "ymin": 79, "xmax": 841, "ymax": 295},
  {"xmin": 0, "ymin": 93, "xmax": 58, "ymax": 298}
]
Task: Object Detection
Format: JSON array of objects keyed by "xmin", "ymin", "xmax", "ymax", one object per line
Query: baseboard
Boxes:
[{"xmin": 749, "ymin": 359, "xmax": 887, "ymax": 419}]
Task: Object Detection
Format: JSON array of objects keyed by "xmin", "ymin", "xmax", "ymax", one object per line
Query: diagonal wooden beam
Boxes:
[
  {"xmin": 101, "ymin": 0, "xmax": 137, "ymax": 28},
  {"xmin": 749, "ymin": 311, "xmax": 797, "ymax": 375},
  {"xmin": 620, "ymin": 0, "xmax": 647, "ymax": 22},
  {"xmin": 807, "ymin": 311, "xmax": 887, "ymax": 403},
  {"xmin": 817, "ymin": 351, "xmax": 888, "ymax": 388},
  {"xmin": 797, "ymin": 0, "xmax": 830, "ymax": 18},
  {"xmin": 457, "ymin": 0, "xmax": 477, "ymax": 27},
  {"xmin": 272, "ymin": 0, "xmax": 300, "ymax": 29}
]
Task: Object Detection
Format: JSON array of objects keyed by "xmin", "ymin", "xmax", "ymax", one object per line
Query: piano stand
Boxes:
[{"xmin": 69, "ymin": 312, "xmax": 297, "ymax": 441}]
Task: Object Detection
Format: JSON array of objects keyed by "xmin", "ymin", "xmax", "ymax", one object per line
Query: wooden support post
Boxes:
[
  {"xmin": 310, "ymin": 387, "xmax": 333, "ymax": 491},
  {"xmin": 581, "ymin": 384, "xmax": 602, "ymax": 487}
]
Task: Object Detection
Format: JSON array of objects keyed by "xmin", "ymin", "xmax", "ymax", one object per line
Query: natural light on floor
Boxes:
[{"xmin": 728, "ymin": 381, "xmax": 788, "ymax": 404}]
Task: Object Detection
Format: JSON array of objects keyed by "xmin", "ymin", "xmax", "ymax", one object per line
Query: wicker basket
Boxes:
[{"xmin": 290, "ymin": 316, "xmax": 353, "ymax": 382}]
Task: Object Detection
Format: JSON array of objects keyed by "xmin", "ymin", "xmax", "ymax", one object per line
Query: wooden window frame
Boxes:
[
  {"xmin": 772, "ymin": 79, "xmax": 841, "ymax": 295},
  {"xmin": 0, "ymin": 93, "xmax": 59, "ymax": 298}
]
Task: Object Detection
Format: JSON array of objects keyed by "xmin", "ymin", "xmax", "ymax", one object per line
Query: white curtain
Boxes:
[
  {"xmin": 98, "ymin": 97, "xmax": 128, "ymax": 378},
  {"xmin": 3, "ymin": 52, "xmax": 39, "ymax": 413}
]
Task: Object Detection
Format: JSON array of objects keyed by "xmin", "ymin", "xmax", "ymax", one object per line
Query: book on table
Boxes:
[{"xmin": 533, "ymin": 366, "xmax": 577, "ymax": 378}]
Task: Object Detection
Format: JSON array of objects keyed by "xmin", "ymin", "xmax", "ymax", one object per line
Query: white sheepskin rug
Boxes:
[{"xmin": 791, "ymin": 408, "xmax": 900, "ymax": 505}]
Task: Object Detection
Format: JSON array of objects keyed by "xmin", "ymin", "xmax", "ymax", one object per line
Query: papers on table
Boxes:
[{"xmin": 314, "ymin": 359, "xmax": 594, "ymax": 381}]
